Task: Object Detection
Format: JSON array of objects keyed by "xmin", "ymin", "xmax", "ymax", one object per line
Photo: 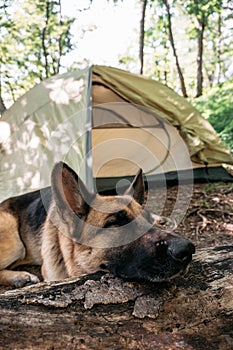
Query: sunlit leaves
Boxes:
[
  {"xmin": 0, "ymin": 0, "xmax": 75, "ymax": 104},
  {"xmin": 192, "ymin": 81, "xmax": 233, "ymax": 152}
]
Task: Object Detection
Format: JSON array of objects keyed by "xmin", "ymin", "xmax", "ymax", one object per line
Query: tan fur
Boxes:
[
  {"xmin": 0, "ymin": 211, "xmax": 40, "ymax": 286},
  {"xmin": 0, "ymin": 162, "xmax": 195, "ymax": 287},
  {"xmin": 0, "ymin": 212, "xmax": 24, "ymax": 269},
  {"xmin": 40, "ymin": 198, "xmax": 119, "ymax": 281},
  {"xmin": 0, "ymin": 190, "xmax": 145, "ymax": 285}
]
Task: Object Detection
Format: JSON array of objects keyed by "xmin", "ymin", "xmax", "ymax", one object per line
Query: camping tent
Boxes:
[{"xmin": 0, "ymin": 65, "xmax": 233, "ymax": 202}]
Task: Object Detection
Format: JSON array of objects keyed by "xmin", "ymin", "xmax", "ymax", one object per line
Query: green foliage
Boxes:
[
  {"xmin": 192, "ymin": 81, "xmax": 233, "ymax": 153},
  {"xmin": 1, "ymin": 0, "xmax": 233, "ymax": 106},
  {"xmin": 183, "ymin": 0, "xmax": 221, "ymax": 23},
  {"xmin": 0, "ymin": 0, "xmax": 75, "ymax": 104},
  {"xmin": 138, "ymin": 0, "xmax": 233, "ymax": 97}
]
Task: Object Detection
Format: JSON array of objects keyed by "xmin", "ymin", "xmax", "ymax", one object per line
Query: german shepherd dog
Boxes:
[{"xmin": 0, "ymin": 162, "xmax": 195, "ymax": 288}]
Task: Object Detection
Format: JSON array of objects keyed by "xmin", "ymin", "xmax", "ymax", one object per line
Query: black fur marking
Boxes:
[
  {"xmin": 103, "ymin": 210, "xmax": 133, "ymax": 228},
  {"xmin": 2, "ymin": 187, "xmax": 52, "ymax": 233},
  {"xmin": 25, "ymin": 187, "xmax": 52, "ymax": 231}
]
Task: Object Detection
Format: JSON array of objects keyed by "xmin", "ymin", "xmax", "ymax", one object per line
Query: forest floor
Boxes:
[
  {"xmin": 0, "ymin": 176, "xmax": 232, "ymax": 350},
  {"xmin": 148, "ymin": 178, "xmax": 233, "ymax": 249},
  {"xmin": 0, "ymin": 177, "xmax": 232, "ymax": 295}
]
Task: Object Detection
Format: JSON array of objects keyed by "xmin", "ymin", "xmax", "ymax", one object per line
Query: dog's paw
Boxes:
[{"xmin": 13, "ymin": 272, "xmax": 40, "ymax": 288}]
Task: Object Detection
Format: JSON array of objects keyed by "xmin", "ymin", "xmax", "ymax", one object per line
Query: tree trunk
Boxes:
[
  {"xmin": 41, "ymin": 0, "xmax": 50, "ymax": 78},
  {"xmin": 0, "ymin": 245, "xmax": 232, "ymax": 350},
  {"xmin": 196, "ymin": 19, "xmax": 205, "ymax": 97},
  {"xmin": 139, "ymin": 0, "xmax": 148, "ymax": 75},
  {"xmin": 0, "ymin": 95, "xmax": 6, "ymax": 115},
  {"xmin": 216, "ymin": 11, "xmax": 222, "ymax": 84},
  {"xmin": 163, "ymin": 0, "xmax": 188, "ymax": 97},
  {"xmin": 0, "ymin": 74, "xmax": 6, "ymax": 115},
  {"xmin": 56, "ymin": 0, "xmax": 63, "ymax": 75}
]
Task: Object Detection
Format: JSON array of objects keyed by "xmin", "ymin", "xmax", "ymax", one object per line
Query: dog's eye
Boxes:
[
  {"xmin": 103, "ymin": 218, "xmax": 131, "ymax": 228},
  {"xmin": 103, "ymin": 211, "xmax": 132, "ymax": 228},
  {"xmin": 100, "ymin": 263, "xmax": 107, "ymax": 270},
  {"xmin": 103, "ymin": 221, "xmax": 117, "ymax": 228}
]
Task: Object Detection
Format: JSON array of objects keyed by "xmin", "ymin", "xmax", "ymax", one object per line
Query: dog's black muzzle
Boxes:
[
  {"xmin": 108, "ymin": 229, "xmax": 195, "ymax": 283},
  {"xmin": 155, "ymin": 236, "xmax": 195, "ymax": 265}
]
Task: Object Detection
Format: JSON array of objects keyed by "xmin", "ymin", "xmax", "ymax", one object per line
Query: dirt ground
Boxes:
[
  {"xmin": 0, "ymin": 179, "xmax": 232, "ymax": 295},
  {"xmin": 0, "ymin": 178, "xmax": 232, "ymax": 350},
  {"xmin": 147, "ymin": 180, "xmax": 233, "ymax": 249}
]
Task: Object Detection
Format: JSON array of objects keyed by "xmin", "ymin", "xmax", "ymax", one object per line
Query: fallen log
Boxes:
[{"xmin": 0, "ymin": 245, "xmax": 232, "ymax": 350}]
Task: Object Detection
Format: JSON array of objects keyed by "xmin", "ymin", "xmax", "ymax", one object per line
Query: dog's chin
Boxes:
[
  {"xmin": 114, "ymin": 263, "xmax": 191, "ymax": 283},
  {"xmin": 146, "ymin": 264, "xmax": 191, "ymax": 283}
]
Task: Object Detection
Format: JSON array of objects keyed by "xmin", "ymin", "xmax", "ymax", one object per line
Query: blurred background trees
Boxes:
[
  {"xmin": 0, "ymin": 0, "xmax": 232, "ymax": 151},
  {"xmin": 0, "ymin": 0, "xmax": 74, "ymax": 106}
]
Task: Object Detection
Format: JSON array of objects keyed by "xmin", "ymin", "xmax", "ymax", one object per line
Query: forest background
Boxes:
[{"xmin": 0, "ymin": 0, "xmax": 232, "ymax": 153}]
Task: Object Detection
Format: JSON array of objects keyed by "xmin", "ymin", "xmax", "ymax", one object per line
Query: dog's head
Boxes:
[{"xmin": 50, "ymin": 162, "xmax": 195, "ymax": 282}]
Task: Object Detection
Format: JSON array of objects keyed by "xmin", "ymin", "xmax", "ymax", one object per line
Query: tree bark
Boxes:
[
  {"xmin": 0, "ymin": 245, "xmax": 232, "ymax": 350},
  {"xmin": 41, "ymin": 0, "xmax": 50, "ymax": 78},
  {"xmin": 196, "ymin": 19, "xmax": 205, "ymax": 97},
  {"xmin": 0, "ymin": 95, "xmax": 6, "ymax": 115},
  {"xmin": 216, "ymin": 11, "xmax": 222, "ymax": 84},
  {"xmin": 0, "ymin": 74, "xmax": 6, "ymax": 115},
  {"xmin": 163, "ymin": 0, "xmax": 188, "ymax": 97},
  {"xmin": 56, "ymin": 0, "xmax": 63, "ymax": 75},
  {"xmin": 139, "ymin": 0, "xmax": 147, "ymax": 75}
]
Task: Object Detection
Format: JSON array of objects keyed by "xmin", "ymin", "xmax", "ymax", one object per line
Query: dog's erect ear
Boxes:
[
  {"xmin": 51, "ymin": 162, "xmax": 94, "ymax": 217},
  {"xmin": 125, "ymin": 168, "xmax": 145, "ymax": 205}
]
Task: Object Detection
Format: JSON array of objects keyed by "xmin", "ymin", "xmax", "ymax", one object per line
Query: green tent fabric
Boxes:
[
  {"xmin": 0, "ymin": 65, "xmax": 232, "ymax": 201},
  {"xmin": 0, "ymin": 68, "xmax": 92, "ymax": 201},
  {"xmin": 92, "ymin": 65, "xmax": 233, "ymax": 166}
]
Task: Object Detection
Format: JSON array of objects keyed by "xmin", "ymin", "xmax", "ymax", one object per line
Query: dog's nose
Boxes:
[{"xmin": 168, "ymin": 238, "xmax": 195, "ymax": 263}]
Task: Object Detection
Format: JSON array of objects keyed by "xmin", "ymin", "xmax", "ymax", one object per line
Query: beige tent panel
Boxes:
[
  {"xmin": 91, "ymin": 99, "xmax": 195, "ymax": 178},
  {"xmin": 92, "ymin": 65, "xmax": 233, "ymax": 166},
  {"xmin": 92, "ymin": 126, "xmax": 193, "ymax": 178}
]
